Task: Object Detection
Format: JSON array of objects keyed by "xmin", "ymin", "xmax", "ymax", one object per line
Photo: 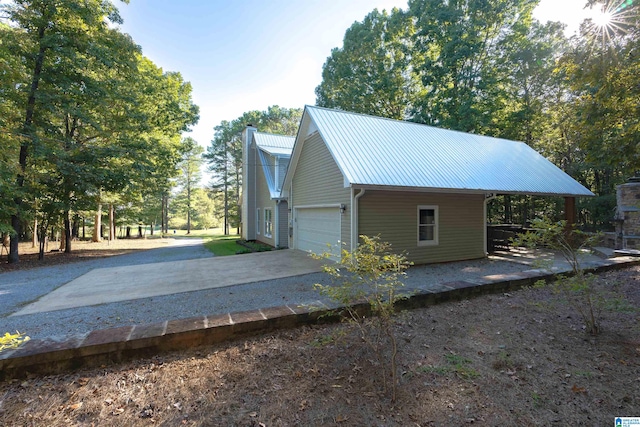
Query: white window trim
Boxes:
[
  {"xmin": 417, "ymin": 205, "xmax": 439, "ymax": 246},
  {"xmin": 264, "ymin": 208, "xmax": 273, "ymax": 238},
  {"xmin": 256, "ymin": 208, "xmax": 261, "ymax": 235}
]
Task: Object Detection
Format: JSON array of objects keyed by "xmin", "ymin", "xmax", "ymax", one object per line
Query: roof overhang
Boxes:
[{"xmin": 349, "ymin": 184, "xmax": 595, "ymax": 198}]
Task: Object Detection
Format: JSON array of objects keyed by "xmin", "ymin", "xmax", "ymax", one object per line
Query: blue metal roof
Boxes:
[
  {"xmin": 305, "ymin": 106, "xmax": 594, "ymax": 197},
  {"xmin": 254, "ymin": 132, "xmax": 294, "ymax": 157},
  {"xmin": 254, "ymin": 132, "xmax": 294, "ymax": 199}
]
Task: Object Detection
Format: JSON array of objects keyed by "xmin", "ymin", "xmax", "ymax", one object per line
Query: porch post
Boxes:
[{"xmin": 564, "ymin": 197, "xmax": 576, "ymax": 225}]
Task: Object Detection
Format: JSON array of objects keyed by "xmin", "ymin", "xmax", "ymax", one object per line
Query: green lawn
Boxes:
[{"xmin": 202, "ymin": 233, "xmax": 242, "ymax": 256}]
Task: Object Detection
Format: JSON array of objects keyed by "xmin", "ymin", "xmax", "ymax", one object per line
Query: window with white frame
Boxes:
[
  {"xmin": 264, "ymin": 208, "xmax": 273, "ymax": 238},
  {"xmin": 256, "ymin": 208, "xmax": 261, "ymax": 235},
  {"xmin": 417, "ymin": 205, "xmax": 438, "ymax": 246}
]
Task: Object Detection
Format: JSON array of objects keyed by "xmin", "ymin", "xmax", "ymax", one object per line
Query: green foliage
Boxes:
[
  {"xmin": 0, "ymin": 0, "xmax": 199, "ymax": 261},
  {"xmin": 513, "ymin": 218, "xmax": 607, "ymax": 334},
  {"xmin": 312, "ymin": 235, "xmax": 412, "ymax": 402},
  {"xmin": 316, "ymin": 0, "xmax": 640, "ymax": 229},
  {"xmin": 315, "ymin": 8, "xmax": 417, "ymax": 119}
]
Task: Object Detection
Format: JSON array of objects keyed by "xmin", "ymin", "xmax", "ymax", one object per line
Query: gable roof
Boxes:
[
  {"xmin": 253, "ymin": 132, "xmax": 295, "ymax": 199},
  {"xmin": 254, "ymin": 132, "xmax": 295, "ymax": 157},
  {"xmin": 283, "ymin": 106, "xmax": 593, "ymax": 197}
]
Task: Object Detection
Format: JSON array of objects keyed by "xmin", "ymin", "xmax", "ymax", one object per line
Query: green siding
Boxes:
[
  {"xmin": 358, "ymin": 191, "xmax": 485, "ymax": 264},
  {"xmin": 291, "ymin": 132, "xmax": 351, "ymax": 249}
]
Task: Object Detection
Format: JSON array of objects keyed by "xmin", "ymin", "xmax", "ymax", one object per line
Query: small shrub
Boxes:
[
  {"xmin": 312, "ymin": 235, "xmax": 413, "ymax": 402},
  {"xmin": 513, "ymin": 218, "xmax": 607, "ymax": 335}
]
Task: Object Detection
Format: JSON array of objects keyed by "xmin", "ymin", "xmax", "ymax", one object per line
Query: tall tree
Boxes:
[
  {"xmin": 0, "ymin": 0, "xmax": 199, "ymax": 261},
  {"xmin": 315, "ymin": 8, "xmax": 418, "ymax": 119},
  {"xmin": 175, "ymin": 137, "xmax": 204, "ymax": 234},
  {"xmin": 1, "ymin": 0, "xmax": 130, "ymax": 261},
  {"xmin": 409, "ymin": 0, "xmax": 538, "ymax": 133}
]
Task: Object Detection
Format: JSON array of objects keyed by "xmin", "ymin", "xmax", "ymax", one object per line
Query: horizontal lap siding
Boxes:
[
  {"xmin": 292, "ymin": 132, "xmax": 351, "ymax": 249},
  {"xmin": 256, "ymin": 152, "xmax": 275, "ymax": 247},
  {"xmin": 358, "ymin": 191, "xmax": 485, "ymax": 264}
]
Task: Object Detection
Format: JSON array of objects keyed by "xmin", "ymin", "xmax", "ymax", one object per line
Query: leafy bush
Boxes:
[
  {"xmin": 513, "ymin": 218, "xmax": 606, "ymax": 334},
  {"xmin": 312, "ymin": 235, "xmax": 412, "ymax": 401}
]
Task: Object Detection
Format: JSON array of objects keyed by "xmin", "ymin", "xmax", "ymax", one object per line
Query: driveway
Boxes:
[{"xmin": 11, "ymin": 250, "xmax": 324, "ymax": 316}]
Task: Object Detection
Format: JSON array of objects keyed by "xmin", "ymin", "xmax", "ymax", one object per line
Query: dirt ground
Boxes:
[
  {"xmin": 0, "ymin": 238, "xmax": 174, "ymax": 272},
  {"xmin": 0, "ymin": 244, "xmax": 638, "ymax": 426}
]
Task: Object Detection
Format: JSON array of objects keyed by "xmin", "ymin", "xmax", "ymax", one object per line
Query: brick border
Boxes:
[{"xmin": 1, "ymin": 256, "xmax": 638, "ymax": 381}]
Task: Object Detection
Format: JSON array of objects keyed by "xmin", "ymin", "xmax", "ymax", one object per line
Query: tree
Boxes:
[
  {"xmin": 175, "ymin": 137, "xmax": 203, "ymax": 234},
  {"xmin": 315, "ymin": 8, "xmax": 418, "ymax": 120},
  {"xmin": 0, "ymin": 0, "xmax": 199, "ymax": 261},
  {"xmin": 409, "ymin": 0, "xmax": 538, "ymax": 133},
  {"xmin": 205, "ymin": 106, "xmax": 302, "ymax": 235}
]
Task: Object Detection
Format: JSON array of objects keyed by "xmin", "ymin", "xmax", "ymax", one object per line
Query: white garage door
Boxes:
[{"xmin": 295, "ymin": 207, "xmax": 341, "ymax": 259}]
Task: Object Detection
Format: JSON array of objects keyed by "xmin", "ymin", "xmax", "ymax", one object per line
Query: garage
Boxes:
[{"xmin": 295, "ymin": 207, "xmax": 341, "ymax": 259}]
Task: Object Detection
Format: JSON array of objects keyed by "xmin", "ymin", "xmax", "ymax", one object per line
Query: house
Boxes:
[
  {"xmin": 243, "ymin": 106, "xmax": 594, "ymax": 264},
  {"xmin": 241, "ymin": 128, "xmax": 294, "ymax": 249}
]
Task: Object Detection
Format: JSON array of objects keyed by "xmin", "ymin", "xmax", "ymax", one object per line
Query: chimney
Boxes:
[{"xmin": 241, "ymin": 124, "xmax": 258, "ymax": 240}]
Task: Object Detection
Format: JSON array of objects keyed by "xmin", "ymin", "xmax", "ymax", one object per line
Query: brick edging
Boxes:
[{"xmin": 1, "ymin": 256, "xmax": 638, "ymax": 381}]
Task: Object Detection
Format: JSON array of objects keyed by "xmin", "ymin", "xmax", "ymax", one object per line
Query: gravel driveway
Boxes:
[{"xmin": 0, "ymin": 240, "xmax": 529, "ymax": 341}]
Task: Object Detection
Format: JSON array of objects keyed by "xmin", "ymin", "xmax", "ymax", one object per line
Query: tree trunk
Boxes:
[
  {"xmin": 72, "ymin": 215, "xmax": 79, "ymax": 240},
  {"xmin": 109, "ymin": 204, "xmax": 115, "ymax": 241},
  {"xmin": 32, "ymin": 217, "xmax": 38, "ymax": 248},
  {"xmin": 8, "ymin": 215, "xmax": 20, "ymax": 264},
  {"xmin": 10, "ymin": 22, "xmax": 49, "ymax": 265},
  {"xmin": 82, "ymin": 217, "xmax": 86, "ymax": 239},
  {"xmin": 93, "ymin": 202, "xmax": 102, "ymax": 242},
  {"xmin": 63, "ymin": 209, "xmax": 71, "ymax": 253},
  {"xmin": 38, "ymin": 223, "xmax": 47, "ymax": 261},
  {"xmin": 503, "ymin": 195, "xmax": 512, "ymax": 224}
]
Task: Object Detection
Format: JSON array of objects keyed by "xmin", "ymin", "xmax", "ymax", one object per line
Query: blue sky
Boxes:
[{"xmin": 116, "ymin": 0, "xmax": 600, "ymax": 149}]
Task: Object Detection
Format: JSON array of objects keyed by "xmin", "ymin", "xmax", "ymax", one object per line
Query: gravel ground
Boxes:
[{"xmin": 0, "ymin": 241, "xmax": 530, "ymax": 341}]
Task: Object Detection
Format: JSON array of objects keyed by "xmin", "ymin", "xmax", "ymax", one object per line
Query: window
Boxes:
[
  {"xmin": 256, "ymin": 208, "xmax": 261, "ymax": 235},
  {"xmin": 264, "ymin": 208, "xmax": 273, "ymax": 238},
  {"xmin": 418, "ymin": 205, "xmax": 438, "ymax": 246}
]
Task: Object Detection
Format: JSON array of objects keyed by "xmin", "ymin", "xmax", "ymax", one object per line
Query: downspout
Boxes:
[
  {"xmin": 351, "ymin": 188, "xmax": 366, "ymax": 253},
  {"xmin": 484, "ymin": 193, "xmax": 497, "ymax": 256},
  {"xmin": 274, "ymin": 199, "xmax": 280, "ymax": 249}
]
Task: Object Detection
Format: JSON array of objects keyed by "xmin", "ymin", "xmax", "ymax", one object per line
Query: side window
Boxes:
[
  {"xmin": 418, "ymin": 205, "xmax": 438, "ymax": 246},
  {"xmin": 264, "ymin": 208, "xmax": 273, "ymax": 238},
  {"xmin": 256, "ymin": 208, "xmax": 261, "ymax": 235}
]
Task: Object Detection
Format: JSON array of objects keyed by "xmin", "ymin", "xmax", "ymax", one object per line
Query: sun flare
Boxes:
[
  {"xmin": 585, "ymin": 0, "xmax": 636, "ymax": 45},
  {"xmin": 592, "ymin": 8, "xmax": 613, "ymax": 27}
]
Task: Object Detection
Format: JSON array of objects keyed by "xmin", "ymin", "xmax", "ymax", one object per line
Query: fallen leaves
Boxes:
[{"xmin": 571, "ymin": 384, "xmax": 587, "ymax": 394}]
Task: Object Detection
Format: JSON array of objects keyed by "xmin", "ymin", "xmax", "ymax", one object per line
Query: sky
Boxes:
[{"xmin": 116, "ymin": 0, "xmax": 603, "ymax": 151}]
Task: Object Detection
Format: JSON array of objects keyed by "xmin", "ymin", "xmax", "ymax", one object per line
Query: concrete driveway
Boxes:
[{"xmin": 12, "ymin": 250, "xmax": 324, "ymax": 316}]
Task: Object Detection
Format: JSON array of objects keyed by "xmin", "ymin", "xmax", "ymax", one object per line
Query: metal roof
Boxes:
[
  {"xmin": 253, "ymin": 132, "xmax": 294, "ymax": 199},
  {"xmin": 254, "ymin": 132, "xmax": 295, "ymax": 157},
  {"xmin": 304, "ymin": 106, "xmax": 594, "ymax": 197}
]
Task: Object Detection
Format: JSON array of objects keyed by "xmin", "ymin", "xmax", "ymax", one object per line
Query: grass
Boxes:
[
  {"xmin": 202, "ymin": 233, "xmax": 242, "ymax": 256},
  {"xmin": 418, "ymin": 353, "xmax": 480, "ymax": 379}
]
